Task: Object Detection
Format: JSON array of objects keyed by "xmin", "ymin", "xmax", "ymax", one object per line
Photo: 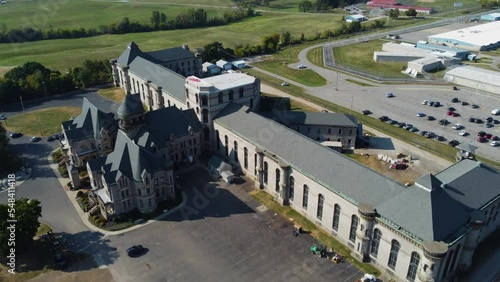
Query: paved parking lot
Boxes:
[{"xmin": 106, "ymin": 167, "xmax": 362, "ymax": 282}]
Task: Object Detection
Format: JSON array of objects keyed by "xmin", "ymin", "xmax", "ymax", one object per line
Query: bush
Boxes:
[
  {"xmin": 79, "ymin": 170, "xmax": 88, "ymax": 177},
  {"xmin": 76, "ymin": 191, "xmax": 84, "ymax": 198},
  {"xmin": 52, "ymin": 150, "xmax": 63, "ymax": 163},
  {"xmin": 99, "ymin": 222, "xmax": 105, "ymax": 227},
  {"xmin": 58, "ymin": 165, "xmax": 68, "ymax": 176},
  {"xmin": 92, "ymin": 215, "xmax": 98, "ymax": 221}
]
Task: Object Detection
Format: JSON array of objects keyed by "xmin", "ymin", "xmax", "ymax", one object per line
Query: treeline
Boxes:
[
  {"xmin": 228, "ymin": 19, "xmax": 385, "ymax": 57},
  {"xmin": 0, "ymin": 61, "xmax": 111, "ymax": 105},
  {"xmin": 0, "ymin": 7, "xmax": 256, "ymax": 44},
  {"xmin": 479, "ymin": 0, "xmax": 499, "ymax": 8},
  {"xmin": 299, "ymin": 0, "xmax": 363, "ymax": 12}
]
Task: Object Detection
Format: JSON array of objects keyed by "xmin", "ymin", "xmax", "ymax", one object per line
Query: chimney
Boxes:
[{"xmin": 183, "ymin": 44, "xmax": 189, "ymax": 50}]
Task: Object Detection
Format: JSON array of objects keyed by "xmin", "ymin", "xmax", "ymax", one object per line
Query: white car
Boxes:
[
  {"xmin": 491, "ymin": 141, "xmax": 499, "ymax": 147},
  {"xmin": 298, "ymin": 64, "xmax": 307, "ymax": 69},
  {"xmin": 492, "ymin": 109, "xmax": 500, "ymax": 115},
  {"xmin": 281, "ymin": 82, "xmax": 289, "ymax": 86},
  {"xmin": 459, "ymin": 130, "xmax": 468, "ymax": 136},
  {"xmin": 360, "ymin": 274, "xmax": 377, "ymax": 282},
  {"xmin": 422, "ymin": 100, "xmax": 429, "ymax": 105},
  {"xmin": 416, "ymin": 112, "xmax": 425, "ymax": 117},
  {"xmin": 452, "ymin": 124, "xmax": 464, "ymax": 130}
]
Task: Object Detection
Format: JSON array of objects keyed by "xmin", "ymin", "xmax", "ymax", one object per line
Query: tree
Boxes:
[
  {"xmin": 388, "ymin": 9, "xmax": 400, "ymax": 19},
  {"xmin": 151, "ymin": 11, "xmax": 161, "ymax": 29},
  {"xmin": 405, "ymin": 8, "xmax": 417, "ymax": 18},
  {"xmin": 298, "ymin": 0, "xmax": 313, "ymax": 13},
  {"xmin": 202, "ymin": 42, "xmax": 225, "ymax": 63},
  {"xmin": 281, "ymin": 31, "xmax": 292, "ymax": 46},
  {"xmin": 0, "ymin": 198, "xmax": 42, "ymax": 255},
  {"xmin": 262, "ymin": 33, "xmax": 280, "ymax": 52}
]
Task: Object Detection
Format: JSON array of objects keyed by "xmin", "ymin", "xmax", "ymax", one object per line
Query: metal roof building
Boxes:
[
  {"xmin": 444, "ymin": 66, "xmax": 500, "ymax": 95},
  {"xmin": 480, "ymin": 12, "xmax": 500, "ymax": 21},
  {"xmin": 428, "ymin": 21, "xmax": 500, "ymax": 51}
]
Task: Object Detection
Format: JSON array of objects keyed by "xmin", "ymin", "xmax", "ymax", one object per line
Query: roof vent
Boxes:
[{"xmin": 440, "ymin": 183, "xmax": 447, "ymax": 189}]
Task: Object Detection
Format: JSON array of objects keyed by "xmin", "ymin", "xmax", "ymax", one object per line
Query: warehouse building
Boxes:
[
  {"xmin": 428, "ymin": 21, "xmax": 500, "ymax": 51},
  {"xmin": 345, "ymin": 14, "xmax": 367, "ymax": 22},
  {"xmin": 480, "ymin": 12, "xmax": 500, "ymax": 21},
  {"xmin": 444, "ymin": 66, "xmax": 500, "ymax": 95}
]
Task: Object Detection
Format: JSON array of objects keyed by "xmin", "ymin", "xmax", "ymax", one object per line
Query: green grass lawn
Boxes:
[
  {"xmin": 0, "ymin": 0, "xmax": 225, "ymax": 31},
  {"xmin": 333, "ymin": 39, "xmax": 408, "ymax": 79},
  {"xmin": 4, "ymin": 107, "xmax": 81, "ymax": 136},
  {"xmin": 98, "ymin": 86, "xmax": 126, "ymax": 102},
  {"xmin": 252, "ymin": 60, "xmax": 328, "ymax": 87},
  {"xmin": 0, "ymin": 12, "xmax": 342, "ymax": 71},
  {"xmin": 306, "ymin": 46, "xmax": 323, "ymax": 67}
]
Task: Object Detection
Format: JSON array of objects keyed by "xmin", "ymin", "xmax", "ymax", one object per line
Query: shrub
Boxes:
[
  {"xmin": 58, "ymin": 165, "xmax": 68, "ymax": 176},
  {"xmin": 79, "ymin": 170, "xmax": 88, "ymax": 177},
  {"xmin": 52, "ymin": 149, "xmax": 63, "ymax": 163},
  {"xmin": 99, "ymin": 222, "xmax": 105, "ymax": 227},
  {"xmin": 76, "ymin": 191, "xmax": 84, "ymax": 198}
]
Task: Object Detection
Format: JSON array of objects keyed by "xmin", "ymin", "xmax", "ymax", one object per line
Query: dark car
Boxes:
[
  {"xmin": 460, "ymin": 101, "xmax": 468, "ymax": 106},
  {"xmin": 451, "ymin": 97, "xmax": 459, "ymax": 103},
  {"xmin": 30, "ymin": 136, "xmax": 41, "ymax": 142},
  {"xmin": 439, "ymin": 119, "xmax": 449, "ymax": 125},
  {"xmin": 9, "ymin": 132, "xmax": 22, "ymax": 138},
  {"xmin": 478, "ymin": 131, "xmax": 486, "ymax": 137},
  {"xmin": 452, "ymin": 86, "xmax": 459, "ymax": 91},
  {"xmin": 449, "ymin": 140, "xmax": 460, "ymax": 147},
  {"xmin": 435, "ymin": 136, "xmax": 446, "ymax": 141},
  {"xmin": 397, "ymin": 122, "xmax": 406, "ymax": 128},
  {"xmin": 420, "ymin": 130, "xmax": 428, "ymax": 136},
  {"xmin": 491, "ymin": 136, "xmax": 499, "ymax": 141},
  {"xmin": 485, "ymin": 133, "xmax": 493, "ymax": 139},
  {"xmin": 362, "ymin": 110, "xmax": 372, "ymax": 115},
  {"xmin": 425, "ymin": 132, "xmax": 436, "ymax": 138},
  {"xmin": 433, "ymin": 101, "xmax": 441, "ymax": 107},
  {"xmin": 426, "ymin": 116, "xmax": 435, "ymax": 121},
  {"xmin": 468, "ymin": 117, "xmax": 476, "ymax": 123},
  {"xmin": 494, "ymin": 119, "xmax": 500, "ymax": 124},
  {"xmin": 47, "ymin": 134, "xmax": 60, "ymax": 141},
  {"xmin": 379, "ymin": 115, "xmax": 389, "ymax": 122},
  {"xmin": 486, "ymin": 117, "xmax": 493, "ymax": 123},
  {"xmin": 448, "ymin": 107, "xmax": 456, "ymax": 111},
  {"xmin": 403, "ymin": 124, "xmax": 413, "ymax": 130},
  {"xmin": 471, "ymin": 104, "xmax": 479, "ymax": 109},
  {"xmin": 410, "ymin": 127, "xmax": 419, "ymax": 132},
  {"xmin": 477, "ymin": 137, "xmax": 487, "ymax": 143},
  {"xmin": 126, "ymin": 245, "xmax": 145, "ymax": 257},
  {"xmin": 485, "ymin": 123, "xmax": 493, "ymax": 128},
  {"xmin": 475, "ymin": 119, "xmax": 484, "ymax": 124}
]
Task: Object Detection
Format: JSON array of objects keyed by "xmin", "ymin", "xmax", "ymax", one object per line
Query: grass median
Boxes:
[
  {"xmin": 98, "ymin": 86, "xmax": 126, "ymax": 102},
  {"xmin": 4, "ymin": 107, "xmax": 81, "ymax": 136}
]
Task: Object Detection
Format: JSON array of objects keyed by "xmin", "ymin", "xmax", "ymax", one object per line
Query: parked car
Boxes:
[
  {"xmin": 30, "ymin": 136, "xmax": 41, "ymax": 142},
  {"xmin": 478, "ymin": 131, "xmax": 486, "ymax": 137},
  {"xmin": 298, "ymin": 64, "xmax": 307, "ymax": 69},
  {"xmin": 448, "ymin": 107, "xmax": 456, "ymax": 111},
  {"xmin": 468, "ymin": 117, "xmax": 476, "ymax": 123},
  {"xmin": 378, "ymin": 115, "xmax": 389, "ymax": 122},
  {"xmin": 451, "ymin": 97, "xmax": 459, "ymax": 103},
  {"xmin": 475, "ymin": 119, "xmax": 484, "ymax": 124},
  {"xmin": 491, "ymin": 109, "xmax": 500, "ymax": 115},
  {"xmin": 491, "ymin": 141, "xmax": 500, "ymax": 147},
  {"xmin": 426, "ymin": 115, "xmax": 435, "ymax": 121},
  {"xmin": 422, "ymin": 100, "xmax": 429, "ymax": 105},
  {"xmin": 362, "ymin": 110, "xmax": 372, "ymax": 115},
  {"xmin": 459, "ymin": 130, "xmax": 468, "ymax": 136},
  {"xmin": 485, "ymin": 133, "xmax": 493, "ymax": 139},
  {"xmin": 425, "ymin": 132, "xmax": 436, "ymax": 138},
  {"xmin": 494, "ymin": 119, "xmax": 500, "ymax": 124},
  {"xmin": 435, "ymin": 135, "xmax": 446, "ymax": 141},
  {"xmin": 428, "ymin": 101, "xmax": 435, "ymax": 106},
  {"xmin": 433, "ymin": 101, "xmax": 441, "ymax": 107},
  {"xmin": 126, "ymin": 245, "xmax": 145, "ymax": 257},
  {"xmin": 449, "ymin": 140, "xmax": 460, "ymax": 147},
  {"xmin": 416, "ymin": 112, "xmax": 425, "ymax": 117},
  {"xmin": 410, "ymin": 127, "xmax": 419, "ymax": 132},
  {"xmin": 486, "ymin": 117, "xmax": 493, "ymax": 123},
  {"xmin": 281, "ymin": 82, "xmax": 289, "ymax": 86},
  {"xmin": 452, "ymin": 86, "xmax": 459, "ymax": 91},
  {"xmin": 403, "ymin": 124, "xmax": 413, "ymax": 130},
  {"xmin": 477, "ymin": 137, "xmax": 487, "ymax": 143},
  {"xmin": 386, "ymin": 93, "xmax": 395, "ymax": 98},
  {"xmin": 485, "ymin": 123, "xmax": 493, "ymax": 128},
  {"xmin": 420, "ymin": 130, "xmax": 428, "ymax": 136},
  {"xmin": 471, "ymin": 104, "xmax": 479, "ymax": 109},
  {"xmin": 360, "ymin": 274, "xmax": 377, "ymax": 282},
  {"xmin": 9, "ymin": 132, "xmax": 22, "ymax": 138},
  {"xmin": 460, "ymin": 101, "xmax": 468, "ymax": 106},
  {"xmin": 439, "ymin": 119, "xmax": 449, "ymax": 125},
  {"xmin": 452, "ymin": 124, "xmax": 464, "ymax": 130},
  {"xmin": 491, "ymin": 136, "xmax": 499, "ymax": 141}
]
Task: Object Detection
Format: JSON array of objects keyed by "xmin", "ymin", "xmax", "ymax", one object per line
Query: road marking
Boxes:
[
  {"xmin": 396, "ymin": 87, "xmax": 453, "ymax": 91},
  {"xmin": 228, "ymin": 252, "xmax": 257, "ymax": 268},
  {"xmin": 93, "ymin": 253, "xmax": 108, "ymax": 269},
  {"xmin": 344, "ymin": 269, "xmax": 361, "ymax": 282}
]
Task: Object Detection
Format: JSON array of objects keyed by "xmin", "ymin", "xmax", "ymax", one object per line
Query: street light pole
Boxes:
[
  {"xmin": 42, "ymin": 81, "xmax": 47, "ymax": 100},
  {"xmin": 336, "ymin": 72, "xmax": 339, "ymax": 91},
  {"xmin": 20, "ymin": 96, "xmax": 25, "ymax": 114}
]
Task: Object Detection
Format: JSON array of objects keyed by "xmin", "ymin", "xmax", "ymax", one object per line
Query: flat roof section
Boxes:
[{"xmin": 429, "ymin": 21, "xmax": 500, "ymax": 47}]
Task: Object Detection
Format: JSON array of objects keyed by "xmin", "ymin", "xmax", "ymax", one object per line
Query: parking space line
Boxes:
[
  {"xmin": 228, "ymin": 252, "xmax": 257, "ymax": 268},
  {"xmin": 344, "ymin": 269, "xmax": 361, "ymax": 282}
]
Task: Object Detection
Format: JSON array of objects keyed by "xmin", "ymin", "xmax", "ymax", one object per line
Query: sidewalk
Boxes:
[{"xmin": 47, "ymin": 149, "xmax": 188, "ymax": 237}]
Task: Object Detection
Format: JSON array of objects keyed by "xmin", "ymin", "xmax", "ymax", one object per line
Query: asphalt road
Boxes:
[{"xmin": 0, "ymin": 91, "xmax": 117, "ymax": 234}]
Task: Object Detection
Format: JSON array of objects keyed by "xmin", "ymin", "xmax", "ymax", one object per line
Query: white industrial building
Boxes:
[
  {"xmin": 428, "ymin": 21, "xmax": 500, "ymax": 51},
  {"xmin": 444, "ymin": 66, "xmax": 500, "ymax": 95}
]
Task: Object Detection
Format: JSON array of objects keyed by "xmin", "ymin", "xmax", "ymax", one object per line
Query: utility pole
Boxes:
[
  {"xmin": 350, "ymin": 97, "xmax": 354, "ymax": 114},
  {"xmin": 20, "ymin": 96, "xmax": 25, "ymax": 114},
  {"xmin": 335, "ymin": 72, "xmax": 339, "ymax": 91},
  {"xmin": 42, "ymin": 81, "xmax": 47, "ymax": 100}
]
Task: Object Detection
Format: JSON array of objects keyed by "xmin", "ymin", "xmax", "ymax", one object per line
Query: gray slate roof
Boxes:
[
  {"xmin": 117, "ymin": 94, "xmax": 145, "ymax": 118},
  {"xmin": 62, "ymin": 98, "xmax": 117, "ymax": 141},
  {"xmin": 260, "ymin": 111, "xmax": 358, "ymax": 127},
  {"xmin": 128, "ymin": 56, "xmax": 186, "ymax": 103},
  {"xmin": 434, "ymin": 160, "xmax": 500, "ymax": 210},
  {"xmin": 375, "ymin": 182, "xmax": 471, "ymax": 242},
  {"xmin": 134, "ymin": 107, "xmax": 201, "ymax": 148},
  {"xmin": 146, "ymin": 47, "xmax": 194, "ymax": 63},
  {"xmin": 215, "ymin": 103, "xmax": 406, "ymax": 206},
  {"xmin": 95, "ymin": 130, "xmax": 168, "ymax": 185}
]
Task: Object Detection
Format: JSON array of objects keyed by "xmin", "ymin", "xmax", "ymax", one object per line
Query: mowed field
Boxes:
[
  {"xmin": 0, "ymin": 0, "xmax": 226, "ymax": 31},
  {"xmin": 0, "ymin": 11, "xmax": 344, "ymax": 71}
]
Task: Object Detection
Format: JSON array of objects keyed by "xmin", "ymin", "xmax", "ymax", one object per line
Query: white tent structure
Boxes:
[{"xmin": 208, "ymin": 155, "xmax": 234, "ymax": 183}]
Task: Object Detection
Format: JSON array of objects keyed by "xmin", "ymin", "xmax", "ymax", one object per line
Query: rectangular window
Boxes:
[
  {"xmin": 148, "ymin": 198, "xmax": 152, "ymax": 207},
  {"xmin": 328, "ymin": 128, "xmax": 331, "ymax": 134},
  {"xmin": 349, "ymin": 129, "xmax": 353, "ymax": 135},
  {"xmin": 154, "ymin": 178, "xmax": 158, "ymax": 185},
  {"xmin": 160, "ymin": 177, "xmax": 164, "ymax": 184},
  {"xmin": 125, "ymin": 189, "xmax": 129, "ymax": 197},
  {"xmin": 138, "ymin": 189, "xmax": 142, "ymax": 196},
  {"xmin": 338, "ymin": 129, "xmax": 342, "ymax": 134},
  {"xmin": 121, "ymin": 190, "xmax": 125, "ymax": 198},
  {"xmin": 147, "ymin": 188, "xmax": 150, "ymax": 195},
  {"xmin": 122, "ymin": 201, "xmax": 127, "ymax": 210},
  {"xmin": 139, "ymin": 199, "xmax": 144, "ymax": 208}
]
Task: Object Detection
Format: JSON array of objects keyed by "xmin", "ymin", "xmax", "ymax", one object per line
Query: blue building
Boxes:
[{"xmin": 416, "ymin": 42, "xmax": 470, "ymax": 59}]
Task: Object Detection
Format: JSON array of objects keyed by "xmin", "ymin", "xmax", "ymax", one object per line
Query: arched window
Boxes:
[
  {"xmin": 302, "ymin": 185, "xmax": 308, "ymax": 209},
  {"xmin": 317, "ymin": 194, "xmax": 324, "ymax": 220},
  {"xmin": 229, "ymin": 90, "xmax": 234, "ymax": 100},
  {"xmin": 239, "ymin": 87, "xmax": 244, "ymax": 98},
  {"xmin": 216, "ymin": 130, "xmax": 220, "ymax": 150},
  {"xmin": 196, "ymin": 107, "xmax": 199, "ymax": 114},
  {"xmin": 244, "ymin": 147, "xmax": 248, "ymax": 169},
  {"xmin": 406, "ymin": 252, "xmax": 420, "ymax": 281},
  {"xmin": 224, "ymin": 135, "xmax": 228, "ymax": 156},
  {"xmin": 195, "ymin": 93, "xmax": 199, "ymax": 103},
  {"xmin": 275, "ymin": 169, "xmax": 280, "ymax": 192},
  {"xmin": 168, "ymin": 100, "xmax": 171, "ymax": 107},
  {"xmin": 388, "ymin": 240, "xmax": 400, "ymax": 269},
  {"xmin": 263, "ymin": 161, "xmax": 268, "ymax": 184},
  {"xmin": 289, "ymin": 176, "xmax": 294, "ymax": 200},
  {"xmin": 201, "ymin": 95, "xmax": 208, "ymax": 106},
  {"xmin": 218, "ymin": 92, "xmax": 223, "ymax": 103},
  {"xmin": 370, "ymin": 228, "xmax": 381, "ymax": 257},
  {"xmin": 187, "ymin": 102, "xmax": 190, "ymax": 109},
  {"xmin": 332, "ymin": 204, "xmax": 340, "ymax": 231},
  {"xmin": 202, "ymin": 109, "xmax": 209, "ymax": 123},
  {"xmin": 349, "ymin": 215, "xmax": 358, "ymax": 242},
  {"xmin": 234, "ymin": 141, "xmax": 238, "ymax": 162}
]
